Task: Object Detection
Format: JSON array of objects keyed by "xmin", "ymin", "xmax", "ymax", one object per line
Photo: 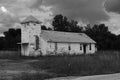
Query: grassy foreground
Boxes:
[
  {"xmin": 27, "ymin": 51, "xmax": 120, "ymax": 78},
  {"xmin": 1, "ymin": 51, "xmax": 120, "ymax": 80}
]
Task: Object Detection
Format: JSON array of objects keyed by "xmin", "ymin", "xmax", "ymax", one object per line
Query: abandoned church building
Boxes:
[{"xmin": 20, "ymin": 15, "xmax": 97, "ymax": 56}]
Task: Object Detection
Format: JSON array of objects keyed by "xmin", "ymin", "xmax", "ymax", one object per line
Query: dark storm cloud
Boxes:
[
  {"xmin": 33, "ymin": 0, "xmax": 109, "ymax": 24},
  {"xmin": 105, "ymin": 0, "xmax": 120, "ymax": 14},
  {"xmin": 0, "ymin": 0, "xmax": 110, "ymax": 25}
]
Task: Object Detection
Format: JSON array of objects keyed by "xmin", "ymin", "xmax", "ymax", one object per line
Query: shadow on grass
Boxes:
[{"xmin": 12, "ymin": 73, "xmax": 57, "ymax": 80}]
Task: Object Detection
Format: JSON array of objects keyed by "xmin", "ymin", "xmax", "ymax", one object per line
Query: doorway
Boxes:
[{"xmin": 83, "ymin": 44, "xmax": 87, "ymax": 54}]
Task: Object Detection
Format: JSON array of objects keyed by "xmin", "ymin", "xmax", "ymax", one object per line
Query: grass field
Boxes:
[
  {"xmin": 0, "ymin": 59, "xmax": 56, "ymax": 80},
  {"xmin": 0, "ymin": 51, "xmax": 120, "ymax": 80}
]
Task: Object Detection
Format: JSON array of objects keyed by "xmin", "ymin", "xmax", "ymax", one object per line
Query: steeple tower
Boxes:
[{"xmin": 21, "ymin": 15, "xmax": 42, "ymax": 56}]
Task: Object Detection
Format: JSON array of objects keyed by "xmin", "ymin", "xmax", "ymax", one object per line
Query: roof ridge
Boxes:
[
  {"xmin": 42, "ymin": 30, "xmax": 84, "ymax": 34},
  {"xmin": 21, "ymin": 15, "xmax": 41, "ymax": 24}
]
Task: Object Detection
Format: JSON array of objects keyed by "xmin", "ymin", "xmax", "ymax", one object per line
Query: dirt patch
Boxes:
[
  {"xmin": 0, "ymin": 59, "xmax": 48, "ymax": 80},
  {"xmin": 46, "ymin": 76, "xmax": 78, "ymax": 80}
]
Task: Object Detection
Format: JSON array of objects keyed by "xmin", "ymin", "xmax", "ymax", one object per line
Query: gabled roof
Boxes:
[
  {"xmin": 41, "ymin": 30, "xmax": 96, "ymax": 43},
  {"xmin": 21, "ymin": 15, "xmax": 42, "ymax": 24}
]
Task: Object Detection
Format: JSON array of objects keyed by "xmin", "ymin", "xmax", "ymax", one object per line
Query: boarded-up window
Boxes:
[
  {"xmin": 89, "ymin": 44, "xmax": 91, "ymax": 50},
  {"xmin": 68, "ymin": 44, "xmax": 71, "ymax": 50},
  {"xmin": 80, "ymin": 44, "xmax": 82, "ymax": 50},
  {"xmin": 35, "ymin": 35, "xmax": 39, "ymax": 50}
]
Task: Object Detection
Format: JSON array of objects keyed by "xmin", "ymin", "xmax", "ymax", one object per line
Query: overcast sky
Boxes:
[{"xmin": 0, "ymin": 0, "xmax": 120, "ymax": 35}]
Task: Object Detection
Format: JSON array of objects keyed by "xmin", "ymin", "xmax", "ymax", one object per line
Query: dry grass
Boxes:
[
  {"xmin": 0, "ymin": 51, "xmax": 20, "ymax": 59},
  {"xmin": 30, "ymin": 51, "xmax": 120, "ymax": 77},
  {"xmin": 0, "ymin": 51, "xmax": 120, "ymax": 80},
  {"xmin": 0, "ymin": 59, "xmax": 52, "ymax": 80}
]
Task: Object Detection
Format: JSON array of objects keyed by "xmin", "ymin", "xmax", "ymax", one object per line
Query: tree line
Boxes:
[
  {"xmin": 52, "ymin": 15, "xmax": 120, "ymax": 50},
  {"xmin": 0, "ymin": 29, "xmax": 21, "ymax": 50},
  {"xmin": 0, "ymin": 14, "xmax": 120, "ymax": 51}
]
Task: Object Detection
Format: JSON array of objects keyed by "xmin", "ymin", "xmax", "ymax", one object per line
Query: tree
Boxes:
[
  {"xmin": 68, "ymin": 20, "xmax": 83, "ymax": 32},
  {"xmin": 52, "ymin": 14, "xmax": 120, "ymax": 50},
  {"xmin": 41, "ymin": 25, "xmax": 47, "ymax": 30},
  {"xmin": 52, "ymin": 14, "xmax": 83, "ymax": 32},
  {"xmin": 0, "ymin": 37, "xmax": 5, "ymax": 50},
  {"xmin": 52, "ymin": 14, "xmax": 69, "ymax": 31},
  {"xmin": 41, "ymin": 25, "xmax": 52, "ymax": 30},
  {"xmin": 3, "ymin": 28, "xmax": 21, "ymax": 50},
  {"xmin": 84, "ymin": 24, "xmax": 117, "ymax": 50}
]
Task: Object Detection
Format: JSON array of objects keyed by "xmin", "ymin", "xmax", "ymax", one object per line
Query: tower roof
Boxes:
[{"xmin": 21, "ymin": 15, "xmax": 42, "ymax": 24}]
